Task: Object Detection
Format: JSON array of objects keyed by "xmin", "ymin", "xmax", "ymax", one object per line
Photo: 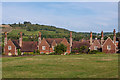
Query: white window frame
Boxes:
[
  {"xmin": 42, "ymin": 46, "xmax": 46, "ymax": 50},
  {"xmin": 94, "ymin": 46, "xmax": 98, "ymax": 50},
  {"xmin": 52, "ymin": 46, "xmax": 54, "ymax": 50},
  {"xmin": 8, "ymin": 46, "xmax": 12, "ymax": 50},
  {"xmin": 107, "ymin": 45, "xmax": 111, "ymax": 50}
]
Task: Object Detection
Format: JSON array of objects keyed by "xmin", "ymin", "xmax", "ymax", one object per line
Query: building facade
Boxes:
[{"xmin": 4, "ymin": 29, "xmax": 117, "ymax": 56}]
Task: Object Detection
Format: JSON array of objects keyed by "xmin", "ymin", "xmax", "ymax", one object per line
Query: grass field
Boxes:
[{"xmin": 2, "ymin": 54, "xmax": 118, "ymax": 78}]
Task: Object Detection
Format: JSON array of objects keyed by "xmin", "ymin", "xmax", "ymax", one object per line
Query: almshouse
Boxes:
[{"xmin": 4, "ymin": 29, "xmax": 118, "ymax": 56}]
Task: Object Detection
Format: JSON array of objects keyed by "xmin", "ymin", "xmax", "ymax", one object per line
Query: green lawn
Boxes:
[{"xmin": 2, "ymin": 54, "xmax": 118, "ymax": 78}]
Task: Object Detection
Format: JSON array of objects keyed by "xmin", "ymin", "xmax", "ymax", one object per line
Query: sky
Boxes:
[{"xmin": 2, "ymin": 2, "xmax": 118, "ymax": 33}]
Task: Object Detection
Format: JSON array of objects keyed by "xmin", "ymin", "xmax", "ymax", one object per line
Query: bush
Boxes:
[
  {"xmin": 23, "ymin": 52, "xmax": 34, "ymax": 55},
  {"xmin": 34, "ymin": 52, "xmax": 40, "ymax": 55},
  {"xmin": 45, "ymin": 52, "xmax": 49, "ymax": 55},
  {"xmin": 2, "ymin": 53, "xmax": 5, "ymax": 55},
  {"xmin": 79, "ymin": 46, "xmax": 89, "ymax": 53},
  {"xmin": 89, "ymin": 50, "xmax": 100, "ymax": 54},
  {"xmin": 54, "ymin": 44, "xmax": 67, "ymax": 55},
  {"xmin": 17, "ymin": 49, "xmax": 21, "ymax": 55},
  {"xmin": 36, "ymin": 50, "xmax": 40, "ymax": 53},
  {"xmin": 48, "ymin": 52, "xmax": 55, "ymax": 55},
  {"xmin": 64, "ymin": 52, "xmax": 69, "ymax": 55},
  {"xmin": 40, "ymin": 52, "xmax": 45, "ymax": 55}
]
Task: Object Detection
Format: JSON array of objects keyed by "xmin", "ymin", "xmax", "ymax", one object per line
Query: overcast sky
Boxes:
[{"xmin": 2, "ymin": 2, "xmax": 118, "ymax": 32}]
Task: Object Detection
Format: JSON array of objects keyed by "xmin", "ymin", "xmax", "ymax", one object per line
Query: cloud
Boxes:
[{"xmin": 2, "ymin": 2, "xmax": 118, "ymax": 32}]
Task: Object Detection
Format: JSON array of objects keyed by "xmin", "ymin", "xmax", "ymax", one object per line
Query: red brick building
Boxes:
[
  {"xmin": 4, "ymin": 32, "xmax": 71, "ymax": 56},
  {"xmin": 89, "ymin": 29, "xmax": 117, "ymax": 53},
  {"xmin": 4, "ymin": 29, "xmax": 117, "ymax": 56}
]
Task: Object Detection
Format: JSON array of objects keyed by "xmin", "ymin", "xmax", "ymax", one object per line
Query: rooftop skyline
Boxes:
[{"xmin": 2, "ymin": 2, "xmax": 118, "ymax": 33}]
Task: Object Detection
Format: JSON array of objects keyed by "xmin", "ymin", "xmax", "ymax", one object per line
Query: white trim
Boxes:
[
  {"xmin": 102, "ymin": 37, "xmax": 116, "ymax": 48},
  {"xmin": 8, "ymin": 46, "xmax": 12, "ymax": 50},
  {"xmin": 94, "ymin": 39, "xmax": 101, "ymax": 46}
]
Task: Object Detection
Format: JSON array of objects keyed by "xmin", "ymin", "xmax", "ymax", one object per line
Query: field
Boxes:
[{"xmin": 2, "ymin": 54, "xmax": 118, "ymax": 78}]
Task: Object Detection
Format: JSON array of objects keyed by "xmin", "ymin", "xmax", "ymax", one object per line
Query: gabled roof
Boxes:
[
  {"xmin": 21, "ymin": 41, "xmax": 38, "ymax": 52},
  {"xmin": 72, "ymin": 40, "xmax": 90, "ymax": 49},
  {"xmin": 11, "ymin": 40, "xmax": 21, "ymax": 49},
  {"xmin": 103, "ymin": 37, "xmax": 115, "ymax": 46},
  {"xmin": 45, "ymin": 38, "xmax": 64, "ymax": 46}
]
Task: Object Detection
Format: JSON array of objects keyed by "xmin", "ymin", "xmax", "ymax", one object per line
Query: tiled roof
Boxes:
[
  {"xmin": 11, "ymin": 40, "xmax": 21, "ymax": 49},
  {"xmin": 21, "ymin": 41, "xmax": 38, "ymax": 52},
  {"xmin": 72, "ymin": 40, "xmax": 90, "ymax": 49},
  {"xmin": 45, "ymin": 38, "xmax": 64, "ymax": 45}
]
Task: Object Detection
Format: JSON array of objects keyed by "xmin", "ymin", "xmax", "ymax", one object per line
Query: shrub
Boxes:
[
  {"xmin": 45, "ymin": 52, "xmax": 49, "ymax": 55},
  {"xmin": 33, "ymin": 50, "xmax": 36, "ymax": 53},
  {"xmin": 64, "ymin": 52, "xmax": 69, "ymax": 55},
  {"xmin": 40, "ymin": 52, "xmax": 45, "ymax": 55},
  {"xmin": 89, "ymin": 50, "xmax": 100, "ymax": 54},
  {"xmin": 49, "ymin": 52, "xmax": 55, "ymax": 55},
  {"xmin": 2, "ymin": 53, "xmax": 5, "ymax": 55},
  {"xmin": 34, "ymin": 52, "xmax": 40, "ymax": 55},
  {"xmin": 54, "ymin": 44, "xmax": 67, "ymax": 55},
  {"xmin": 23, "ymin": 52, "xmax": 34, "ymax": 55},
  {"xmin": 17, "ymin": 49, "xmax": 21, "ymax": 55},
  {"xmin": 70, "ymin": 52, "xmax": 76, "ymax": 55},
  {"xmin": 79, "ymin": 46, "xmax": 89, "ymax": 53},
  {"xmin": 36, "ymin": 50, "xmax": 40, "ymax": 53}
]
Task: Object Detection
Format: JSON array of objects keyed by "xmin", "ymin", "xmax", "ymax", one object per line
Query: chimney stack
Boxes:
[
  {"xmin": 90, "ymin": 32, "xmax": 92, "ymax": 45},
  {"xmin": 38, "ymin": 32, "xmax": 41, "ymax": 45},
  {"xmin": 19, "ymin": 32, "xmax": 22, "ymax": 47},
  {"xmin": 113, "ymin": 29, "xmax": 116, "ymax": 45},
  {"xmin": 70, "ymin": 32, "xmax": 72, "ymax": 47},
  {"xmin": 4, "ymin": 32, "xmax": 7, "ymax": 46},
  {"xmin": 101, "ymin": 31, "xmax": 104, "ymax": 45}
]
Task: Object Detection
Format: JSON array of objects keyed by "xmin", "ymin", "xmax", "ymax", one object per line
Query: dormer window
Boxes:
[
  {"xmin": 94, "ymin": 46, "xmax": 98, "ymax": 50},
  {"xmin": 107, "ymin": 45, "xmax": 111, "ymax": 50},
  {"xmin": 42, "ymin": 46, "xmax": 46, "ymax": 50},
  {"xmin": 8, "ymin": 46, "xmax": 11, "ymax": 50}
]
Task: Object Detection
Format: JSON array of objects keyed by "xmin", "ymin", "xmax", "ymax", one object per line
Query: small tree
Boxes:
[
  {"xmin": 54, "ymin": 44, "xmax": 67, "ymax": 55},
  {"xmin": 17, "ymin": 49, "xmax": 21, "ymax": 55},
  {"xmin": 36, "ymin": 50, "xmax": 40, "ymax": 53},
  {"xmin": 79, "ymin": 46, "xmax": 89, "ymax": 53}
]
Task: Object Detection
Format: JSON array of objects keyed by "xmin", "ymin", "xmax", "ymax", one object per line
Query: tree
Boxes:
[
  {"xmin": 24, "ymin": 21, "xmax": 31, "ymax": 24},
  {"xmin": 17, "ymin": 49, "xmax": 21, "ymax": 55},
  {"xmin": 79, "ymin": 46, "xmax": 89, "ymax": 53},
  {"xmin": 54, "ymin": 44, "xmax": 67, "ymax": 55}
]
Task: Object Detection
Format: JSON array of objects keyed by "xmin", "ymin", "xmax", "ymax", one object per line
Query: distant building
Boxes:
[
  {"xmin": 89, "ymin": 29, "xmax": 117, "ymax": 53},
  {"xmin": 4, "ymin": 29, "xmax": 117, "ymax": 56}
]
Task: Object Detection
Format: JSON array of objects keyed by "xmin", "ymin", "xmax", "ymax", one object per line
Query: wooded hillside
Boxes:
[{"xmin": 2, "ymin": 21, "xmax": 115, "ymax": 41}]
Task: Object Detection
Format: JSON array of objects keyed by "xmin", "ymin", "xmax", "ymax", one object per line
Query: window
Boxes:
[
  {"xmin": 107, "ymin": 45, "xmax": 111, "ymax": 50},
  {"xmin": 94, "ymin": 46, "xmax": 98, "ymax": 50},
  {"xmin": 8, "ymin": 46, "xmax": 11, "ymax": 50},
  {"xmin": 42, "ymin": 46, "xmax": 46, "ymax": 50},
  {"xmin": 52, "ymin": 46, "xmax": 54, "ymax": 50}
]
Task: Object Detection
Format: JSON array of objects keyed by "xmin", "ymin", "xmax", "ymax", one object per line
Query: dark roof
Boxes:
[
  {"xmin": 21, "ymin": 41, "xmax": 38, "ymax": 52},
  {"xmin": 45, "ymin": 38, "xmax": 64, "ymax": 46},
  {"xmin": 117, "ymin": 37, "xmax": 120, "ymax": 41},
  {"xmin": 72, "ymin": 41, "xmax": 90, "ymax": 49},
  {"xmin": 11, "ymin": 40, "xmax": 21, "ymax": 49}
]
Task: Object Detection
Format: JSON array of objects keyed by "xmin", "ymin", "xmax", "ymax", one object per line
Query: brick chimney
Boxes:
[
  {"xmin": 101, "ymin": 31, "xmax": 104, "ymax": 46},
  {"xmin": 90, "ymin": 32, "xmax": 92, "ymax": 45},
  {"xmin": 113, "ymin": 29, "xmax": 116, "ymax": 45},
  {"xmin": 70, "ymin": 32, "xmax": 72, "ymax": 47},
  {"xmin": 19, "ymin": 32, "xmax": 22, "ymax": 47},
  {"xmin": 4, "ymin": 32, "xmax": 7, "ymax": 46},
  {"xmin": 38, "ymin": 32, "xmax": 41, "ymax": 45}
]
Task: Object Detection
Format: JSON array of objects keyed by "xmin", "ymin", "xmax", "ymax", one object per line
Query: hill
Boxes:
[
  {"xmin": 0, "ymin": 25, "xmax": 12, "ymax": 33},
  {"xmin": 2, "ymin": 21, "xmax": 115, "ymax": 41}
]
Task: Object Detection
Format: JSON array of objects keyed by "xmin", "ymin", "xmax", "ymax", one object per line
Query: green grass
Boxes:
[{"xmin": 2, "ymin": 54, "xmax": 118, "ymax": 78}]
